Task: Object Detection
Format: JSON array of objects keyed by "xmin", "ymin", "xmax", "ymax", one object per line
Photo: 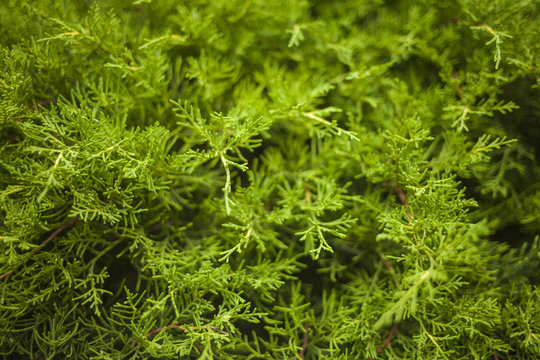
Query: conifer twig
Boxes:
[
  {"xmin": 0, "ymin": 216, "xmax": 80, "ymax": 281},
  {"xmin": 395, "ymin": 186, "xmax": 419, "ymax": 244},
  {"xmin": 367, "ymin": 186, "xmax": 410, "ymax": 359},
  {"xmin": 299, "ymin": 324, "xmax": 309, "ymax": 359},
  {"xmin": 131, "ymin": 324, "xmax": 228, "ymax": 344},
  {"xmin": 11, "ymin": 99, "xmax": 58, "ymax": 145}
]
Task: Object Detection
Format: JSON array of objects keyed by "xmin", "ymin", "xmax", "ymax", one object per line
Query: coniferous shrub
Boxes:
[{"xmin": 1, "ymin": 0, "xmax": 539, "ymax": 359}]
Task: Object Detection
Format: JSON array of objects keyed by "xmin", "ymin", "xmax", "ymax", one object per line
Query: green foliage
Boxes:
[{"xmin": 1, "ymin": 0, "xmax": 539, "ymax": 359}]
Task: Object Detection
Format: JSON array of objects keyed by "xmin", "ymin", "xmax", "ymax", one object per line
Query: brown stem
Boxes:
[
  {"xmin": 14, "ymin": 99, "xmax": 57, "ymax": 122},
  {"xmin": 368, "ymin": 323, "xmax": 399, "ymax": 359},
  {"xmin": 395, "ymin": 187, "xmax": 411, "ymax": 220},
  {"xmin": 493, "ymin": 350, "xmax": 500, "ymax": 360},
  {"xmin": 28, "ymin": 99, "xmax": 57, "ymax": 112},
  {"xmin": 0, "ymin": 216, "xmax": 80, "ymax": 281},
  {"xmin": 377, "ymin": 323, "xmax": 399, "ymax": 353},
  {"xmin": 299, "ymin": 324, "xmax": 309, "ymax": 359},
  {"xmin": 147, "ymin": 220, "xmax": 174, "ymax": 235},
  {"xmin": 451, "ymin": 72, "xmax": 465, "ymax": 100},
  {"xmin": 376, "ymin": 249, "xmax": 394, "ymax": 273}
]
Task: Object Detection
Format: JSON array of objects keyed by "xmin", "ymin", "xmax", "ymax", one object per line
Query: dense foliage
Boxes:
[{"xmin": 1, "ymin": 0, "xmax": 539, "ymax": 358}]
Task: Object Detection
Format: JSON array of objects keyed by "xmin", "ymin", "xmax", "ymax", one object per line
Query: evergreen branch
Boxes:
[
  {"xmin": 0, "ymin": 216, "xmax": 80, "ymax": 281},
  {"xmin": 1, "ymin": 1, "xmax": 538, "ymax": 358},
  {"xmin": 130, "ymin": 324, "xmax": 229, "ymax": 344},
  {"xmin": 470, "ymin": 24, "xmax": 512, "ymax": 69},
  {"xmin": 302, "ymin": 111, "xmax": 360, "ymax": 142},
  {"xmin": 220, "ymin": 152, "xmax": 233, "ymax": 215},
  {"xmin": 394, "ymin": 186, "xmax": 418, "ymax": 243},
  {"xmin": 425, "ymin": 331, "xmax": 447, "ymax": 359},
  {"xmin": 367, "ymin": 186, "xmax": 408, "ymax": 358}
]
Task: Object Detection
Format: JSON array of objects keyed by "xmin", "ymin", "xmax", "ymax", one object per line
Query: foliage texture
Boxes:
[{"xmin": 1, "ymin": 0, "xmax": 540, "ymax": 359}]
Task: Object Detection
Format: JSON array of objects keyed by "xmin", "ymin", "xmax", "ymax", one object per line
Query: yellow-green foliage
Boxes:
[{"xmin": 1, "ymin": 1, "xmax": 539, "ymax": 359}]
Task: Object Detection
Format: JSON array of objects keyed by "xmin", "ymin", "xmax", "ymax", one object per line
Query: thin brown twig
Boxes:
[
  {"xmin": 193, "ymin": 343, "xmax": 204, "ymax": 353},
  {"xmin": 395, "ymin": 187, "xmax": 411, "ymax": 220},
  {"xmin": 299, "ymin": 324, "xmax": 309, "ymax": 359},
  {"xmin": 493, "ymin": 350, "xmax": 500, "ymax": 360},
  {"xmin": 376, "ymin": 249, "xmax": 394, "ymax": 273},
  {"xmin": 376, "ymin": 323, "xmax": 399, "ymax": 354},
  {"xmin": 28, "ymin": 99, "xmax": 57, "ymax": 112},
  {"xmin": 451, "ymin": 72, "xmax": 465, "ymax": 100},
  {"xmin": 0, "ymin": 216, "xmax": 80, "ymax": 281},
  {"xmin": 368, "ymin": 323, "xmax": 399, "ymax": 359},
  {"xmin": 14, "ymin": 99, "xmax": 57, "ymax": 122}
]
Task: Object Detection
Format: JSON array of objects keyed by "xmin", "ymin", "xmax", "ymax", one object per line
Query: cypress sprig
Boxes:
[{"xmin": 1, "ymin": 0, "xmax": 539, "ymax": 359}]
